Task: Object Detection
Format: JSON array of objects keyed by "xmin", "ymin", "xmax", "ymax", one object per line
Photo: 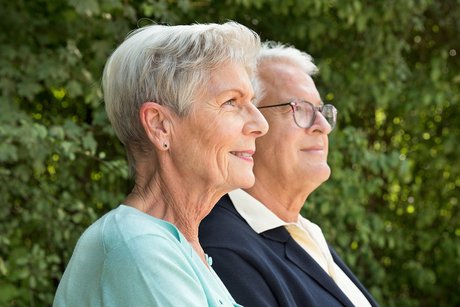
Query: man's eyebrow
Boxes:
[{"xmin": 300, "ymin": 99, "xmax": 324, "ymax": 107}]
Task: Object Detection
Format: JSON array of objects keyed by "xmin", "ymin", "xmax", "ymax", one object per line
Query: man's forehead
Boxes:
[{"xmin": 261, "ymin": 76, "xmax": 317, "ymax": 103}]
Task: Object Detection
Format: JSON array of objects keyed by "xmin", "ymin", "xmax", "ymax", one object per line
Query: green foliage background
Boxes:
[{"xmin": 1, "ymin": 0, "xmax": 459, "ymax": 306}]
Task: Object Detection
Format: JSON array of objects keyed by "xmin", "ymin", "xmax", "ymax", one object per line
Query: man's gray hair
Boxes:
[
  {"xmin": 253, "ymin": 41, "xmax": 318, "ymax": 105},
  {"xmin": 102, "ymin": 22, "xmax": 260, "ymax": 174}
]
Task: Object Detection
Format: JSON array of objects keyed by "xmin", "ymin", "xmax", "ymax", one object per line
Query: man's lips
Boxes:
[
  {"xmin": 300, "ymin": 146, "xmax": 324, "ymax": 152},
  {"xmin": 230, "ymin": 150, "xmax": 255, "ymax": 162}
]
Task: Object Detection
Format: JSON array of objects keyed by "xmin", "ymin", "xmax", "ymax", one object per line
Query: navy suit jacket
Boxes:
[{"xmin": 199, "ymin": 195, "xmax": 379, "ymax": 307}]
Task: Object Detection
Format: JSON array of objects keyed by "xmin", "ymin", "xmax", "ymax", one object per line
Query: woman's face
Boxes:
[{"xmin": 170, "ymin": 62, "xmax": 268, "ymax": 192}]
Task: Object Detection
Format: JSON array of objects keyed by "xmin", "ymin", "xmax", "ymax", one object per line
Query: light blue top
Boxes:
[{"xmin": 53, "ymin": 205, "xmax": 240, "ymax": 306}]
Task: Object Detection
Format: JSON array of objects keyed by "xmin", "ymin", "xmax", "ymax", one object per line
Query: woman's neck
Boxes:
[{"xmin": 124, "ymin": 169, "xmax": 222, "ymax": 265}]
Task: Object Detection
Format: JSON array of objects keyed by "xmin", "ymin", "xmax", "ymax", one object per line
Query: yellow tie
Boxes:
[{"xmin": 285, "ymin": 224, "xmax": 337, "ymax": 281}]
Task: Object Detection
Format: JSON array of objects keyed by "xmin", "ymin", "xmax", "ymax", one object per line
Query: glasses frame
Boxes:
[{"xmin": 257, "ymin": 99, "xmax": 337, "ymax": 130}]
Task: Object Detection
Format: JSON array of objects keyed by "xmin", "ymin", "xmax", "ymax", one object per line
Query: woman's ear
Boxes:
[{"xmin": 139, "ymin": 102, "xmax": 171, "ymax": 151}]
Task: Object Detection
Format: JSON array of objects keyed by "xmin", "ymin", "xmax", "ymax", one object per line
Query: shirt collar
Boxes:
[{"xmin": 228, "ymin": 189, "xmax": 291, "ymax": 234}]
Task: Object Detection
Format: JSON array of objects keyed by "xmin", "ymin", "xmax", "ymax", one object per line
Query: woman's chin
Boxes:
[{"xmin": 229, "ymin": 173, "xmax": 256, "ymax": 191}]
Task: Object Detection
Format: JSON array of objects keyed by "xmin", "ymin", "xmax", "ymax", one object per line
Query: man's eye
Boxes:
[{"xmin": 223, "ymin": 99, "xmax": 237, "ymax": 107}]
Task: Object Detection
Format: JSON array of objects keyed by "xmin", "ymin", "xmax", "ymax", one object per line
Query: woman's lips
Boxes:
[{"xmin": 230, "ymin": 150, "xmax": 255, "ymax": 162}]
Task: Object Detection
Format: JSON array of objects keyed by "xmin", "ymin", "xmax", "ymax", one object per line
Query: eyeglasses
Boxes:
[{"xmin": 258, "ymin": 99, "xmax": 337, "ymax": 130}]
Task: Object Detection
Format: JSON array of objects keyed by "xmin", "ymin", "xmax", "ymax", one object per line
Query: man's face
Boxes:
[{"xmin": 252, "ymin": 61, "xmax": 332, "ymax": 191}]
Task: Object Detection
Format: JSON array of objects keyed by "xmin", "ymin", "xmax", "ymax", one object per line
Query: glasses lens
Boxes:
[
  {"xmin": 321, "ymin": 104, "xmax": 337, "ymax": 129},
  {"xmin": 292, "ymin": 101, "xmax": 337, "ymax": 130},
  {"xmin": 292, "ymin": 101, "xmax": 315, "ymax": 128}
]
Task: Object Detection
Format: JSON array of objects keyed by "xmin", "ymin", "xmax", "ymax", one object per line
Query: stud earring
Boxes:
[{"xmin": 163, "ymin": 143, "xmax": 168, "ymax": 149}]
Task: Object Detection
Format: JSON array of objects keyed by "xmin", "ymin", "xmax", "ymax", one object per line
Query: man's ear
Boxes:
[{"xmin": 139, "ymin": 102, "xmax": 171, "ymax": 151}]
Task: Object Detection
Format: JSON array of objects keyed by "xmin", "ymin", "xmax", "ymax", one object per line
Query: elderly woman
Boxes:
[
  {"xmin": 200, "ymin": 42, "xmax": 378, "ymax": 307},
  {"xmin": 53, "ymin": 22, "xmax": 268, "ymax": 306}
]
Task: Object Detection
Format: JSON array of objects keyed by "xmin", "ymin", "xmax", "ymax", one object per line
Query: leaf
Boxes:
[
  {"xmin": 82, "ymin": 133, "xmax": 97, "ymax": 154},
  {"xmin": 67, "ymin": 0, "xmax": 100, "ymax": 16}
]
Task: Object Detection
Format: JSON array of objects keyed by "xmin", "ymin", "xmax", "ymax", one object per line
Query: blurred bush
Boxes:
[{"xmin": 0, "ymin": 0, "xmax": 459, "ymax": 306}]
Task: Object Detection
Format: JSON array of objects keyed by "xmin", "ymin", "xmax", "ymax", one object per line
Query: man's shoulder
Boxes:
[
  {"xmin": 201, "ymin": 195, "xmax": 243, "ymax": 225},
  {"xmin": 200, "ymin": 195, "xmax": 261, "ymax": 248}
]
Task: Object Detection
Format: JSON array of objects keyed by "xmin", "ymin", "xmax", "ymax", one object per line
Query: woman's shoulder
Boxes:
[{"xmin": 100, "ymin": 205, "xmax": 185, "ymax": 254}]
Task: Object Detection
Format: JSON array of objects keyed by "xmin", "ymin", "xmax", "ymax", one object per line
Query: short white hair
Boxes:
[
  {"xmin": 253, "ymin": 41, "xmax": 318, "ymax": 105},
  {"xmin": 102, "ymin": 22, "xmax": 260, "ymax": 174}
]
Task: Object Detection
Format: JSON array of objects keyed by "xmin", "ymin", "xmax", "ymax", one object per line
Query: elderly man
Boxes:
[{"xmin": 199, "ymin": 42, "xmax": 378, "ymax": 307}]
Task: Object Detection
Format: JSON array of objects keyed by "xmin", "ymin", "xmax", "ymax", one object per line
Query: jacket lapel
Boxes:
[
  {"xmin": 262, "ymin": 228, "xmax": 355, "ymax": 307},
  {"xmin": 330, "ymin": 248, "xmax": 379, "ymax": 307}
]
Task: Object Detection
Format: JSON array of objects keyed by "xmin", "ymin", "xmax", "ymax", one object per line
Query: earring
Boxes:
[{"xmin": 163, "ymin": 143, "xmax": 168, "ymax": 149}]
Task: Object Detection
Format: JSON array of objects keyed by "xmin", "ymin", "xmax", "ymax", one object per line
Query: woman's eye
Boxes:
[{"xmin": 223, "ymin": 99, "xmax": 237, "ymax": 107}]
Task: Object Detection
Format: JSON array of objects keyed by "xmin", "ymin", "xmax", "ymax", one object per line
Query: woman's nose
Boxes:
[{"xmin": 244, "ymin": 104, "xmax": 269, "ymax": 137}]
